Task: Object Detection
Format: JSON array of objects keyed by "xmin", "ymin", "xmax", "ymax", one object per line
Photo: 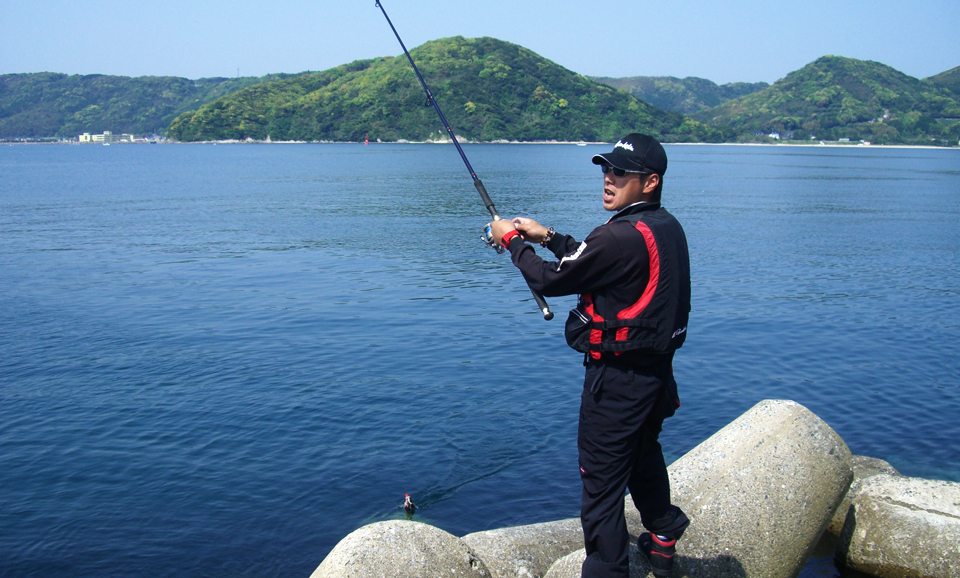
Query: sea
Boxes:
[{"xmin": 1, "ymin": 142, "xmax": 958, "ymax": 578}]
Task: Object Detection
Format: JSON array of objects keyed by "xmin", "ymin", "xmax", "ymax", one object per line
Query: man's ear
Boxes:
[{"xmin": 643, "ymin": 173, "xmax": 661, "ymax": 195}]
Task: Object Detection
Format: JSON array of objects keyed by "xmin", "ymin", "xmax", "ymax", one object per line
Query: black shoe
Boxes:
[{"xmin": 638, "ymin": 532, "xmax": 676, "ymax": 577}]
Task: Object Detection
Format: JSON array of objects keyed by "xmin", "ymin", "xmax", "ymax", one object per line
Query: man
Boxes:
[{"xmin": 488, "ymin": 133, "xmax": 690, "ymax": 578}]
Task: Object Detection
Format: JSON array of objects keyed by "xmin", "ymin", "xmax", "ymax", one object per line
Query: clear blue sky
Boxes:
[{"xmin": 2, "ymin": 0, "xmax": 958, "ymax": 84}]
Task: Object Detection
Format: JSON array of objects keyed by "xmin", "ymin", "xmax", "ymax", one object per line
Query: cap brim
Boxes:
[{"xmin": 592, "ymin": 151, "xmax": 649, "ymax": 172}]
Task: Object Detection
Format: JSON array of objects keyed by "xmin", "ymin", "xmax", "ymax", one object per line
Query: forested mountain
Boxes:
[
  {"xmin": 0, "ymin": 72, "xmax": 286, "ymax": 138},
  {"xmin": 590, "ymin": 75, "xmax": 769, "ymax": 114},
  {"xmin": 3, "ymin": 46, "xmax": 958, "ymax": 145},
  {"xmin": 167, "ymin": 37, "xmax": 723, "ymax": 143},
  {"xmin": 925, "ymin": 66, "xmax": 960, "ymax": 100},
  {"xmin": 691, "ymin": 56, "xmax": 960, "ymax": 144}
]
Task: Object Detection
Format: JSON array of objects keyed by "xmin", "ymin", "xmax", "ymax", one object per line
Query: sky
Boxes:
[{"xmin": 2, "ymin": 0, "xmax": 958, "ymax": 85}]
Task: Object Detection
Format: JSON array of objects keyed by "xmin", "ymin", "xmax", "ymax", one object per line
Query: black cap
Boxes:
[{"xmin": 592, "ymin": 133, "xmax": 667, "ymax": 175}]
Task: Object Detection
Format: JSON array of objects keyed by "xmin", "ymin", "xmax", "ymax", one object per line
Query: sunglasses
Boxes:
[{"xmin": 600, "ymin": 164, "xmax": 650, "ymax": 178}]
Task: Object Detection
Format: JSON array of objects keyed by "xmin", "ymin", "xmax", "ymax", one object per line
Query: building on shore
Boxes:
[{"xmin": 79, "ymin": 131, "xmax": 133, "ymax": 144}]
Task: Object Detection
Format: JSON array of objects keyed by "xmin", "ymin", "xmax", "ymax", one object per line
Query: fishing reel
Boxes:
[{"xmin": 482, "ymin": 225, "xmax": 505, "ymax": 254}]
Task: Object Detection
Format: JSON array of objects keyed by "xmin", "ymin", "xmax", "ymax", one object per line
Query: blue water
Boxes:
[{"xmin": 1, "ymin": 143, "xmax": 958, "ymax": 578}]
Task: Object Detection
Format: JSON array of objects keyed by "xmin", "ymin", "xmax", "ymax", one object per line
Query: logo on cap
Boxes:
[{"xmin": 614, "ymin": 140, "xmax": 634, "ymax": 152}]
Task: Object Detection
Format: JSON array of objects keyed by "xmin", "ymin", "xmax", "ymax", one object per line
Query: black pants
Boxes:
[{"xmin": 578, "ymin": 358, "xmax": 689, "ymax": 578}]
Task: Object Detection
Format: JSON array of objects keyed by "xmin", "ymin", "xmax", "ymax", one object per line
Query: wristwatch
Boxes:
[{"xmin": 540, "ymin": 227, "xmax": 555, "ymax": 247}]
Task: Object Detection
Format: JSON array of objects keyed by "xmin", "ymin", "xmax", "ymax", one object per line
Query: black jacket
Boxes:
[{"xmin": 508, "ymin": 202, "xmax": 690, "ymax": 362}]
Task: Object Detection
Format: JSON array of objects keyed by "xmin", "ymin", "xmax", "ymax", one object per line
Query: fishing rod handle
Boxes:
[
  {"xmin": 473, "ymin": 179, "xmax": 499, "ymax": 220},
  {"xmin": 532, "ymin": 290, "xmax": 555, "ymax": 321}
]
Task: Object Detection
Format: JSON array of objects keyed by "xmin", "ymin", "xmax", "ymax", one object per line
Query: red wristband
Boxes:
[{"xmin": 500, "ymin": 229, "xmax": 521, "ymax": 249}]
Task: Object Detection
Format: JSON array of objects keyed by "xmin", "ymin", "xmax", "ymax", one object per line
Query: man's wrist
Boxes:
[
  {"xmin": 540, "ymin": 227, "xmax": 555, "ymax": 247},
  {"xmin": 501, "ymin": 229, "xmax": 521, "ymax": 250}
]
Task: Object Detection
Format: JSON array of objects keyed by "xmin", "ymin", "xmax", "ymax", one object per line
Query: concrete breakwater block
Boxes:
[
  {"xmin": 462, "ymin": 518, "xmax": 583, "ymax": 578},
  {"xmin": 542, "ymin": 548, "xmax": 585, "ymax": 578},
  {"xmin": 543, "ymin": 543, "xmax": 680, "ymax": 578},
  {"xmin": 309, "ymin": 520, "xmax": 491, "ymax": 578},
  {"xmin": 545, "ymin": 400, "xmax": 852, "ymax": 578},
  {"xmin": 825, "ymin": 455, "xmax": 900, "ymax": 537},
  {"xmin": 661, "ymin": 399, "xmax": 853, "ymax": 578},
  {"xmin": 835, "ymin": 474, "xmax": 960, "ymax": 578}
]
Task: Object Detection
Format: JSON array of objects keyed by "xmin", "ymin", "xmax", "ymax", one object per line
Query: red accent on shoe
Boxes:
[
  {"xmin": 652, "ymin": 534, "xmax": 676, "ymax": 547},
  {"xmin": 651, "ymin": 551, "xmax": 673, "ymax": 559}
]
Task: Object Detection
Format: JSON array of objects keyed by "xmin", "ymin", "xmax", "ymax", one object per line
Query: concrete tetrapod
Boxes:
[
  {"xmin": 310, "ymin": 520, "xmax": 491, "ymax": 578},
  {"xmin": 825, "ymin": 455, "xmax": 900, "ymax": 537},
  {"xmin": 662, "ymin": 399, "xmax": 853, "ymax": 578},
  {"xmin": 545, "ymin": 399, "xmax": 853, "ymax": 578},
  {"xmin": 835, "ymin": 474, "xmax": 960, "ymax": 578},
  {"xmin": 462, "ymin": 518, "xmax": 584, "ymax": 578},
  {"xmin": 543, "ymin": 544, "xmax": 655, "ymax": 578}
]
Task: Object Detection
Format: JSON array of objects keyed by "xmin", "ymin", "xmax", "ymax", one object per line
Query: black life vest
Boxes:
[{"xmin": 565, "ymin": 207, "xmax": 691, "ymax": 360}]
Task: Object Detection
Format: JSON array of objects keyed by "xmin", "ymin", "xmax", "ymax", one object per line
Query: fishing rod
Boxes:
[{"xmin": 374, "ymin": 0, "xmax": 553, "ymax": 321}]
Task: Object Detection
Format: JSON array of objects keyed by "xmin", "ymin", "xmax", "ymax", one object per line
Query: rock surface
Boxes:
[
  {"xmin": 543, "ymin": 542, "xmax": 747, "ymax": 578},
  {"xmin": 462, "ymin": 518, "xmax": 583, "ymax": 578},
  {"xmin": 310, "ymin": 520, "xmax": 491, "ymax": 578},
  {"xmin": 835, "ymin": 474, "xmax": 960, "ymax": 578},
  {"xmin": 542, "ymin": 548, "xmax": 586, "ymax": 578},
  {"xmin": 544, "ymin": 545, "xmax": 657, "ymax": 578}
]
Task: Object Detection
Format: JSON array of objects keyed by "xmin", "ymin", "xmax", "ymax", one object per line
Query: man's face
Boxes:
[{"xmin": 602, "ymin": 167, "xmax": 646, "ymax": 211}]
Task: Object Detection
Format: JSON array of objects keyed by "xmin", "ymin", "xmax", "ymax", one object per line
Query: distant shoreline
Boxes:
[{"xmin": 4, "ymin": 140, "xmax": 957, "ymax": 150}]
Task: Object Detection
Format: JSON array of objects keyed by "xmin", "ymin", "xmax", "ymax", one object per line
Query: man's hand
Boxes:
[
  {"xmin": 487, "ymin": 219, "xmax": 518, "ymax": 248},
  {"xmin": 512, "ymin": 218, "xmax": 548, "ymax": 243}
]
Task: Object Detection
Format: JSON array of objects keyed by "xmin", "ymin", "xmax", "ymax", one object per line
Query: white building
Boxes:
[{"xmin": 78, "ymin": 131, "xmax": 133, "ymax": 144}]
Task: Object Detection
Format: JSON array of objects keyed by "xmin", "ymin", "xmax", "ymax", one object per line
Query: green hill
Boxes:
[
  {"xmin": 167, "ymin": 37, "xmax": 720, "ymax": 143},
  {"xmin": 691, "ymin": 56, "xmax": 960, "ymax": 144},
  {"xmin": 0, "ymin": 72, "xmax": 287, "ymax": 139},
  {"xmin": 6, "ymin": 49, "xmax": 957, "ymax": 145},
  {"xmin": 925, "ymin": 66, "xmax": 960, "ymax": 100},
  {"xmin": 590, "ymin": 75, "xmax": 768, "ymax": 114}
]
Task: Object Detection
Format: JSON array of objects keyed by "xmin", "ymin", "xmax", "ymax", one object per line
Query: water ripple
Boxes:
[{"xmin": 1, "ymin": 143, "xmax": 958, "ymax": 578}]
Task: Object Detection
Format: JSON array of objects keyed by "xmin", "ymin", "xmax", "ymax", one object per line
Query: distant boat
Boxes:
[
  {"xmin": 103, "ymin": 143, "xmax": 110, "ymax": 146},
  {"xmin": 577, "ymin": 142, "xmax": 587, "ymax": 146}
]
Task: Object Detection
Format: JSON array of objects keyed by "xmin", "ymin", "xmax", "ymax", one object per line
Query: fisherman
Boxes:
[{"xmin": 487, "ymin": 133, "xmax": 691, "ymax": 578}]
